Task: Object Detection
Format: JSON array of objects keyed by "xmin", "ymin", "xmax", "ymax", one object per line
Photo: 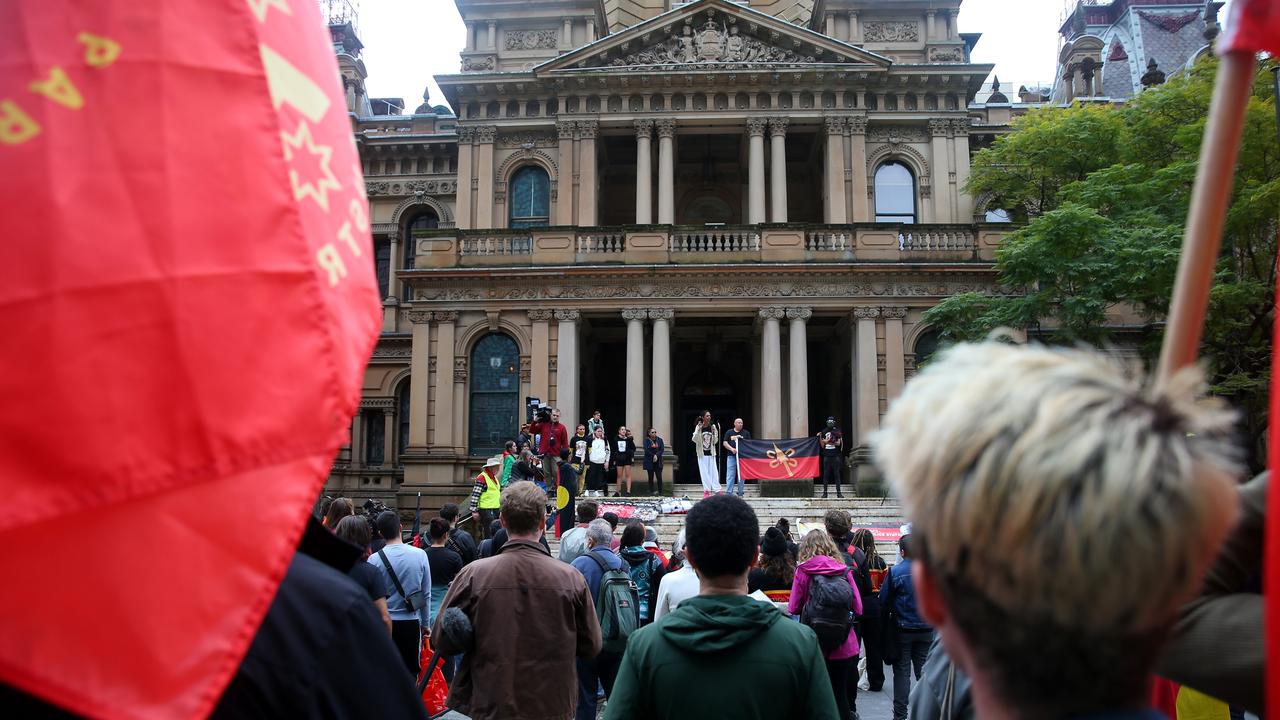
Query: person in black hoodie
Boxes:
[
  {"xmin": 612, "ymin": 426, "xmax": 637, "ymax": 497},
  {"xmin": 618, "ymin": 522, "xmax": 666, "ymax": 625},
  {"xmin": 852, "ymin": 527, "xmax": 888, "ymax": 692}
]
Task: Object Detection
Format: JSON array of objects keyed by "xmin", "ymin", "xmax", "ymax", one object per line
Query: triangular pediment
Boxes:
[{"xmin": 535, "ymin": 0, "xmax": 889, "ymax": 74}]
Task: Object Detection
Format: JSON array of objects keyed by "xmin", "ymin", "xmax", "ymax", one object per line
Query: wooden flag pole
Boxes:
[{"xmin": 1156, "ymin": 51, "xmax": 1258, "ymax": 385}]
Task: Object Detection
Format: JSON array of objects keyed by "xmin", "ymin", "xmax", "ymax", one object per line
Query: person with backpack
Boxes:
[
  {"xmin": 571, "ymin": 518, "xmax": 636, "ymax": 720},
  {"xmin": 852, "ymin": 527, "xmax": 888, "ymax": 692},
  {"xmin": 618, "ymin": 522, "xmax": 666, "ymax": 626},
  {"xmin": 826, "ymin": 508, "xmax": 873, "ymax": 709},
  {"xmin": 788, "ymin": 530, "xmax": 863, "ymax": 720}
]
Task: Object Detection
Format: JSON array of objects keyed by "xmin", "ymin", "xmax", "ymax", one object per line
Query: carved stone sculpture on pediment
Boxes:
[
  {"xmin": 505, "ymin": 29, "xmax": 558, "ymax": 51},
  {"xmin": 869, "ymin": 125, "xmax": 927, "ymax": 144},
  {"xmin": 863, "ymin": 21, "xmax": 920, "ymax": 43},
  {"xmin": 498, "ymin": 131, "xmax": 555, "ymax": 148},
  {"xmin": 605, "ymin": 18, "xmax": 815, "ymax": 68}
]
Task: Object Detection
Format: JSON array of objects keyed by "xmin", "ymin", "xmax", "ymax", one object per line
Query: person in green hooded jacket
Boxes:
[{"xmin": 604, "ymin": 494, "xmax": 839, "ymax": 720}]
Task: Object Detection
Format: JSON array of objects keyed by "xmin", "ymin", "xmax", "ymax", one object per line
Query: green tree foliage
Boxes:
[{"xmin": 925, "ymin": 57, "xmax": 1278, "ymax": 466}]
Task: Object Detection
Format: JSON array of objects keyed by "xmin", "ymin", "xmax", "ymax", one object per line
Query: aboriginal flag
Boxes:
[{"xmin": 738, "ymin": 438, "xmax": 821, "ymax": 480}]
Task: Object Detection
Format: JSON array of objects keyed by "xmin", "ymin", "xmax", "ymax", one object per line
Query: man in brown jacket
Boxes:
[{"xmin": 432, "ymin": 481, "xmax": 602, "ymax": 720}]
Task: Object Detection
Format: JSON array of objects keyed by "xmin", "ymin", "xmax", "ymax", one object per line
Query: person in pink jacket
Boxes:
[{"xmin": 789, "ymin": 529, "xmax": 863, "ymax": 720}]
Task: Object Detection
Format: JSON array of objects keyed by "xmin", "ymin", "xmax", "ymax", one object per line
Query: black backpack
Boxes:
[
  {"xmin": 837, "ymin": 543, "xmax": 872, "ymax": 612},
  {"xmin": 801, "ymin": 573, "xmax": 854, "ymax": 653}
]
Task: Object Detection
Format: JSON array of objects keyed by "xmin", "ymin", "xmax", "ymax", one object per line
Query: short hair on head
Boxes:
[
  {"xmin": 428, "ymin": 517, "xmax": 450, "ymax": 541},
  {"xmin": 822, "ymin": 509, "xmax": 851, "ymax": 539},
  {"xmin": 873, "ymin": 341, "xmax": 1240, "ymax": 716},
  {"xmin": 576, "ymin": 501, "xmax": 599, "ymax": 524},
  {"xmin": 559, "ymin": 448, "xmax": 571, "ymax": 461},
  {"xmin": 685, "ymin": 495, "xmax": 760, "ymax": 579},
  {"xmin": 601, "ymin": 512, "xmax": 619, "ymax": 529},
  {"xmin": 500, "ymin": 481, "xmax": 546, "ymax": 535},
  {"xmin": 620, "ymin": 523, "xmax": 645, "ymax": 547},
  {"xmin": 439, "ymin": 503, "xmax": 460, "ymax": 522},
  {"xmin": 334, "ymin": 515, "xmax": 371, "ymax": 549},
  {"xmin": 586, "ymin": 518, "xmax": 613, "ymax": 547},
  {"xmin": 374, "ymin": 510, "xmax": 402, "ymax": 541},
  {"xmin": 798, "ymin": 529, "xmax": 842, "ymax": 563}
]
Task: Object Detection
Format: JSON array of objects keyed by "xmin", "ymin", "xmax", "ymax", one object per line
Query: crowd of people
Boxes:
[{"xmin": 234, "ymin": 340, "xmax": 1261, "ymax": 720}]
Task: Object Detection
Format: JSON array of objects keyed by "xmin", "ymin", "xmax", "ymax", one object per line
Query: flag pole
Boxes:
[{"xmin": 1155, "ymin": 50, "xmax": 1257, "ymax": 385}]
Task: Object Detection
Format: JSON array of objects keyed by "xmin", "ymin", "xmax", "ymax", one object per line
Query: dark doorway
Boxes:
[{"xmin": 677, "ymin": 367, "xmax": 737, "ymax": 485}]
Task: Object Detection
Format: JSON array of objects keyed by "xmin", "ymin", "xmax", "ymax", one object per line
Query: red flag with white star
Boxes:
[{"xmin": 0, "ymin": 0, "xmax": 380, "ymax": 717}]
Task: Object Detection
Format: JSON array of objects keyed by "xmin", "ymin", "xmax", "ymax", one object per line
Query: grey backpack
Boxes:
[
  {"xmin": 801, "ymin": 573, "xmax": 853, "ymax": 653},
  {"xmin": 588, "ymin": 552, "xmax": 640, "ymax": 654}
]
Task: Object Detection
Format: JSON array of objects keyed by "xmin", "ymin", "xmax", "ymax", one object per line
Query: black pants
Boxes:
[
  {"xmin": 821, "ymin": 453, "xmax": 842, "ymax": 493},
  {"xmin": 858, "ymin": 607, "xmax": 885, "ymax": 690},
  {"xmin": 893, "ymin": 629, "xmax": 935, "ymax": 720},
  {"xmin": 390, "ymin": 620, "xmax": 421, "ymax": 679},
  {"xmin": 477, "ymin": 508, "xmax": 497, "ymax": 538},
  {"xmin": 824, "ymin": 656, "xmax": 854, "ymax": 720},
  {"xmin": 576, "ymin": 652, "xmax": 622, "ymax": 720},
  {"xmin": 646, "ymin": 466, "xmax": 663, "ymax": 494},
  {"xmin": 586, "ymin": 462, "xmax": 605, "ymax": 492}
]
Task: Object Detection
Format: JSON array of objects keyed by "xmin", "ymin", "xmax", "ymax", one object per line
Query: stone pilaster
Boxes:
[
  {"xmin": 768, "ymin": 118, "xmax": 789, "ymax": 222},
  {"xmin": 634, "ymin": 119, "xmax": 654, "ymax": 224},
  {"xmin": 656, "ymin": 119, "xmax": 676, "ymax": 224},
  {"xmin": 649, "ymin": 308, "xmax": 674, "ymax": 443},
  {"xmin": 786, "ymin": 307, "xmax": 812, "ymax": 437},
  {"xmin": 759, "ymin": 306, "xmax": 786, "ymax": 437},
  {"xmin": 747, "ymin": 117, "xmax": 768, "ymax": 224},
  {"xmin": 622, "ymin": 308, "xmax": 648, "ymax": 436}
]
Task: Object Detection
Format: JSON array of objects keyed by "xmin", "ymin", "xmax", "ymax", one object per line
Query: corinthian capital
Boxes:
[
  {"xmin": 456, "ymin": 127, "xmax": 476, "ymax": 144},
  {"xmin": 648, "ymin": 307, "xmax": 674, "ymax": 321},
  {"xmin": 746, "ymin": 117, "xmax": 768, "ymax": 137},
  {"xmin": 474, "ymin": 125, "xmax": 497, "ymax": 144},
  {"xmin": 928, "ymin": 118, "xmax": 952, "ymax": 137},
  {"xmin": 634, "ymin": 119, "xmax": 654, "ymax": 138},
  {"xmin": 785, "ymin": 306, "xmax": 813, "ymax": 321},
  {"xmin": 824, "ymin": 116, "xmax": 846, "ymax": 135},
  {"xmin": 554, "ymin": 309, "xmax": 580, "ymax": 321},
  {"xmin": 621, "ymin": 308, "xmax": 648, "ymax": 321},
  {"xmin": 768, "ymin": 117, "xmax": 789, "ymax": 137},
  {"xmin": 527, "ymin": 309, "xmax": 553, "ymax": 322},
  {"xmin": 846, "ymin": 115, "xmax": 868, "ymax": 135},
  {"xmin": 433, "ymin": 310, "xmax": 458, "ymax": 323},
  {"xmin": 405, "ymin": 309, "xmax": 433, "ymax": 324},
  {"xmin": 655, "ymin": 119, "xmax": 676, "ymax": 138},
  {"xmin": 575, "ymin": 120, "xmax": 598, "ymax": 139},
  {"xmin": 853, "ymin": 306, "xmax": 881, "ymax": 320},
  {"xmin": 556, "ymin": 121, "xmax": 576, "ymax": 140},
  {"xmin": 880, "ymin": 306, "xmax": 908, "ymax": 319},
  {"xmin": 758, "ymin": 306, "xmax": 786, "ymax": 321}
]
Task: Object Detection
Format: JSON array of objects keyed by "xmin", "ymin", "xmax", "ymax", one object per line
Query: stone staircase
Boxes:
[{"xmin": 552, "ymin": 483, "xmax": 907, "ymax": 563}]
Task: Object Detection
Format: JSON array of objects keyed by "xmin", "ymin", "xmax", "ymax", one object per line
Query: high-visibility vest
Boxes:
[{"xmin": 477, "ymin": 470, "xmax": 501, "ymax": 510}]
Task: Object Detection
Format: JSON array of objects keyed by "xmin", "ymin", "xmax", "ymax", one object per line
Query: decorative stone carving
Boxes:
[
  {"xmin": 372, "ymin": 338, "xmax": 412, "ymax": 357},
  {"xmin": 863, "ymin": 21, "xmax": 919, "ymax": 43},
  {"xmin": 454, "ymin": 358, "xmax": 468, "ymax": 382},
  {"xmin": 621, "ymin": 308, "xmax": 648, "ymax": 321},
  {"xmin": 853, "ymin": 306, "xmax": 881, "ymax": 320},
  {"xmin": 527, "ymin": 309, "xmax": 554, "ymax": 321},
  {"xmin": 949, "ymin": 118, "xmax": 970, "ymax": 135},
  {"xmin": 607, "ymin": 19, "xmax": 814, "ymax": 67},
  {"xmin": 785, "ymin": 306, "xmax": 813, "ymax": 321},
  {"xmin": 433, "ymin": 310, "xmax": 459, "ymax": 322},
  {"xmin": 405, "ymin": 310, "xmax": 433, "ymax": 324},
  {"xmin": 549, "ymin": 357, "xmax": 557, "ymax": 372},
  {"xmin": 768, "ymin": 117, "xmax": 789, "ymax": 137},
  {"xmin": 876, "ymin": 354, "xmax": 887, "ymax": 370},
  {"xmin": 880, "ymin": 306, "xmax": 908, "ymax": 319},
  {"xmin": 927, "ymin": 119, "xmax": 952, "ymax": 138},
  {"xmin": 927, "ymin": 46, "xmax": 964, "ymax": 63},
  {"xmin": 634, "ymin": 119, "xmax": 654, "ymax": 138},
  {"xmin": 456, "ymin": 127, "xmax": 476, "ymax": 144},
  {"xmin": 519, "ymin": 356, "xmax": 531, "ymax": 382},
  {"xmin": 556, "ymin": 121, "xmax": 576, "ymax": 140},
  {"xmin": 461, "ymin": 55, "xmax": 495, "ymax": 72},
  {"xmin": 869, "ymin": 125, "xmax": 927, "ymax": 144},
  {"xmin": 474, "ymin": 126, "xmax": 497, "ymax": 144},
  {"xmin": 845, "ymin": 116, "xmax": 868, "ymax": 135},
  {"xmin": 429, "ymin": 358, "xmax": 437, "ymax": 373},
  {"xmin": 824, "ymin": 116, "xmax": 846, "ymax": 135},
  {"xmin": 758, "ymin": 306, "xmax": 786, "ymax": 320},
  {"xmin": 554, "ymin": 309, "xmax": 581, "ymax": 321},
  {"xmin": 498, "ymin": 131, "xmax": 555, "ymax": 148},
  {"xmin": 574, "ymin": 121, "xmax": 598, "ymax": 139},
  {"xmin": 1137, "ymin": 9, "xmax": 1200, "ymax": 33},
  {"xmin": 655, "ymin": 119, "xmax": 676, "ymax": 138},
  {"xmin": 504, "ymin": 29, "xmax": 558, "ymax": 50},
  {"xmin": 648, "ymin": 307, "xmax": 675, "ymax": 321},
  {"xmin": 746, "ymin": 117, "xmax": 768, "ymax": 136}
]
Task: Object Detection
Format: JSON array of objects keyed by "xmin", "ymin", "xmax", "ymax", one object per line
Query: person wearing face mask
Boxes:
[{"xmin": 816, "ymin": 417, "xmax": 845, "ymax": 499}]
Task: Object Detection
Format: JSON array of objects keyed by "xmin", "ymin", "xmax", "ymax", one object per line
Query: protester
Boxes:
[
  {"xmin": 789, "ymin": 530, "xmax": 862, "ymax": 720},
  {"xmin": 748, "ymin": 527, "xmax": 795, "ymax": 602},
  {"xmin": 322, "ymin": 497, "xmax": 354, "ymax": 528},
  {"xmin": 722, "ymin": 417, "xmax": 751, "ymax": 498},
  {"xmin": 439, "ymin": 503, "xmax": 478, "ymax": 565},
  {"xmin": 825, "ymin": 509, "xmax": 872, "ymax": 712},
  {"xmin": 605, "ymin": 495, "xmax": 839, "ymax": 719},
  {"xmin": 477, "ymin": 520, "xmax": 503, "ymax": 558},
  {"xmin": 667, "ymin": 528, "xmax": 688, "ymax": 572},
  {"xmin": 587, "ymin": 410, "xmax": 605, "ymax": 437},
  {"xmin": 570, "ymin": 519, "xmax": 627, "ymax": 720},
  {"xmin": 642, "ymin": 526, "xmax": 669, "ymax": 569},
  {"xmin": 433, "ymin": 482, "xmax": 602, "ymax": 720},
  {"xmin": 878, "ymin": 532, "xmax": 932, "ymax": 720},
  {"xmin": 613, "ymin": 426, "xmax": 637, "ymax": 497},
  {"xmin": 691, "ymin": 411, "xmax": 721, "ymax": 497},
  {"xmin": 642, "ymin": 427, "xmax": 665, "ymax": 496},
  {"xmin": 468, "ymin": 455, "xmax": 504, "ymax": 537},
  {"xmin": 604, "ymin": 512, "xmax": 623, "ymax": 551},
  {"xmin": 526, "ymin": 407, "xmax": 570, "ymax": 458},
  {"xmin": 774, "ymin": 518, "xmax": 799, "ymax": 558},
  {"xmin": 510, "ymin": 449, "xmax": 545, "ymax": 487},
  {"xmin": 873, "ymin": 342, "xmax": 1241, "ymax": 720},
  {"xmin": 425, "ymin": 518, "xmax": 464, "ymax": 621},
  {"xmin": 554, "ymin": 447, "xmax": 580, "ymax": 537},
  {"xmin": 333, "ymin": 515, "xmax": 392, "ymax": 635},
  {"xmin": 366, "ymin": 511, "xmax": 432, "ymax": 679},
  {"xmin": 852, "ymin": 527, "xmax": 888, "ymax": 692},
  {"xmin": 559, "ymin": 501, "xmax": 599, "ymax": 563},
  {"xmin": 816, "ymin": 417, "xmax": 845, "ymax": 498},
  {"xmin": 619, "ymin": 522, "xmax": 666, "ymax": 625},
  {"xmin": 501, "ymin": 440, "xmax": 518, "ymax": 485},
  {"xmin": 586, "ymin": 426, "xmax": 611, "ymax": 498},
  {"xmin": 571, "ymin": 423, "xmax": 590, "ymax": 476},
  {"xmin": 653, "ymin": 530, "xmax": 698, "ymax": 621}
]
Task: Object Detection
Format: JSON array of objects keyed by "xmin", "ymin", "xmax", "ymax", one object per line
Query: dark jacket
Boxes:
[
  {"xmin": 432, "ymin": 538, "xmax": 601, "ymax": 720},
  {"xmin": 642, "ymin": 436, "xmax": 665, "ymax": 470},
  {"xmin": 619, "ymin": 545, "xmax": 666, "ymax": 623},
  {"xmin": 907, "ymin": 635, "xmax": 974, "ymax": 720},
  {"xmin": 604, "ymin": 594, "xmax": 840, "ymax": 719},
  {"xmin": 880, "ymin": 559, "xmax": 930, "ymax": 631},
  {"xmin": 612, "ymin": 434, "xmax": 637, "ymax": 465},
  {"xmin": 572, "ymin": 545, "xmax": 626, "ymax": 598},
  {"xmin": 447, "ymin": 526, "xmax": 477, "ymax": 565}
]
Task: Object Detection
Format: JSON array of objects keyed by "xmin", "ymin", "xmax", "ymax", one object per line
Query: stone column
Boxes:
[
  {"xmin": 486, "ymin": 20, "xmax": 497, "ymax": 50},
  {"xmin": 852, "ymin": 307, "xmax": 880, "ymax": 447},
  {"xmin": 768, "ymin": 118, "xmax": 789, "ymax": 222},
  {"xmin": 555, "ymin": 121, "xmax": 575, "ymax": 224},
  {"xmin": 623, "ymin": 308, "xmax": 648, "ymax": 436},
  {"xmin": 554, "ymin": 310, "xmax": 580, "ymax": 427},
  {"xmin": 751, "ymin": 337, "xmax": 762, "ymax": 429},
  {"xmin": 847, "ymin": 116, "xmax": 869, "ymax": 222},
  {"xmin": 382, "ymin": 408, "xmax": 396, "ymax": 466},
  {"xmin": 882, "ymin": 307, "xmax": 907, "ymax": 400},
  {"xmin": 406, "ymin": 310, "xmax": 432, "ymax": 449},
  {"xmin": 786, "ymin": 307, "xmax": 812, "ymax": 437},
  {"xmin": 562, "ymin": 18, "xmax": 572, "ymax": 49},
  {"xmin": 586, "ymin": 19, "xmax": 596, "ymax": 42},
  {"xmin": 759, "ymin": 307, "xmax": 785, "ymax": 438},
  {"xmin": 634, "ymin": 120, "xmax": 654, "ymax": 224},
  {"xmin": 386, "ymin": 230, "xmax": 401, "ymax": 300},
  {"xmin": 824, "ymin": 117, "xmax": 847, "ymax": 223},
  {"xmin": 529, "ymin": 309, "xmax": 552, "ymax": 401},
  {"xmin": 825, "ymin": 13, "xmax": 836, "ymax": 37},
  {"xmin": 434, "ymin": 311, "xmax": 458, "ymax": 448},
  {"xmin": 848, "ymin": 11, "xmax": 860, "ymax": 43},
  {"xmin": 475, "ymin": 126, "xmax": 496, "ymax": 229},
  {"xmin": 656, "ymin": 119, "xmax": 675, "ymax": 224},
  {"xmin": 649, "ymin": 308, "xmax": 673, "ymax": 443},
  {"xmin": 464, "ymin": 22, "xmax": 475, "ymax": 51},
  {"xmin": 747, "ymin": 118, "xmax": 767, "ymax": 224},
  {"xmin": 350, "ymin": 412, "xmax": 364, "ymax": 468},
  {"xmin": 455, "ymin": 128, "xmax": 475, "ymax": 229},
  {"xmin": 925, "ymin": 10, "xmax": 936, "ymax": 41},
  {"xmin": 576, "ymin": 121, "xmax": 598, "ymax": 226},
  {"xmin": 951, "ymin": 119, "xmax": 973, "ymax": 220},
  {"xmin": 928, "ymin": 119, "xmax": 952, "ymax": 223}
]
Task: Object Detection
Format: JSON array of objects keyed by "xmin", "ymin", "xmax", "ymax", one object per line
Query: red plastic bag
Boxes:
[{"xmin": 418, "ymin": 637, "xmax": 450, "ymax": 716}]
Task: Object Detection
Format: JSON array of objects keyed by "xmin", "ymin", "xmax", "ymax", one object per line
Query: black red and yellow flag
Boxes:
[{"xmin": 738, "ymin": 438, "xmax": 821, "ymax": 480}]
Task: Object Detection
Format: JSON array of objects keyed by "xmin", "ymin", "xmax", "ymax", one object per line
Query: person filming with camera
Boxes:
[{"xmin": 525, "ymin": 406, "xmax": 569, "ymax": 488}]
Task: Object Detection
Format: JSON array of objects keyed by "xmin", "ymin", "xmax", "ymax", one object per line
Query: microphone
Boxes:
[{"xmin": 438, "ymin": 606, "xmax": 474, "ymax": 654}]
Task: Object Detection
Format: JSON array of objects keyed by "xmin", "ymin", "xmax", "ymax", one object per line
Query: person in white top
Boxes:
[
  {"xmin": 691, "ymin": 411, "xmax": 721, "ymax": 497},
  {"xmin": 585, "ymin": 427, "xmax": 611, "ymax": 497},
  {"xmin": 653, "ymin": 530, "xmax": 700, "ymax": 621}
]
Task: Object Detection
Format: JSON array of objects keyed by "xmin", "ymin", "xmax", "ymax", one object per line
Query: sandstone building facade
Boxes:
[{"xmin": 326, "ymin": 0, "xmax": 1033, "ymax": 506}]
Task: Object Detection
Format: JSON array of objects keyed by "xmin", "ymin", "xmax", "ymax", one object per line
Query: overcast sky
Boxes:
[{"xmin": 356, "ymin": 0, "xmax": 1227, "ymax": 111}]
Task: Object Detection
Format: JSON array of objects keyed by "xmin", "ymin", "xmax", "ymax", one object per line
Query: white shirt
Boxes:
[
  {"xmin": 588, "ymin": 437, "xmax": 610, "ymax": 464},
  {"xmin": 652, "ymin": 565, "xmax": 700, "ymax": 621}
]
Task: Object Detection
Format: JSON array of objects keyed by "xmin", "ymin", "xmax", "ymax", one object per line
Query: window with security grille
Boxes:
[
  {"xmin": 508, "ymin": 166, "xmax": 550, "ymax": 228},
  {"xmin": 468, "ymin": 333, "xmax": 520, "ymax": 456}
]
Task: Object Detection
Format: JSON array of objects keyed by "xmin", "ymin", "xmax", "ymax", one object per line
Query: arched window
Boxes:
[
  {"xmin": 508, "ymin": 166, "xmax": 550, "ymax": 228},
  {"xmin": 914, "ymin": 327, "xmax": 943, "ymax": 367},
  {"xmin": 984, "ymin": 208, "xmax": 1012, "ymax": 223},
  {"xmin": 468, "ymin": 333, "xmax": 520, "ymax": 456},
  {"xmin": 397, "ymin": 380, "xmax": 411, "ymax": 457},
  {"xmin": 405, "ymin": 211, "xmax": 439, "ymax": 270},
  {"xmin": 373, "ymin": 236, "xmax": 391, "ymax": 299},
  {"xmin": 875, "ymin": 162, "xmax": 916, "ymax": 223}
]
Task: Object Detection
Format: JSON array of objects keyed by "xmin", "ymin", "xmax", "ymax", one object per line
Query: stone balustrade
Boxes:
[{"xmin": 407, "ymin": 223, "xmax": 1007, "ymax": 268}]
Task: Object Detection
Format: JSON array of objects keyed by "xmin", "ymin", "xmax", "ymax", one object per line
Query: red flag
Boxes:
[
  {"xmin": 0, "ymin": 1, "xmax": 380, "ymax": 717},
  {"xmin": 737, "ymin": 438, "xmax": 821, "ymax": 481},
  {"xmin": 1218, "ymin": 0, "xmax": 1280, "ymax": 55}
]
